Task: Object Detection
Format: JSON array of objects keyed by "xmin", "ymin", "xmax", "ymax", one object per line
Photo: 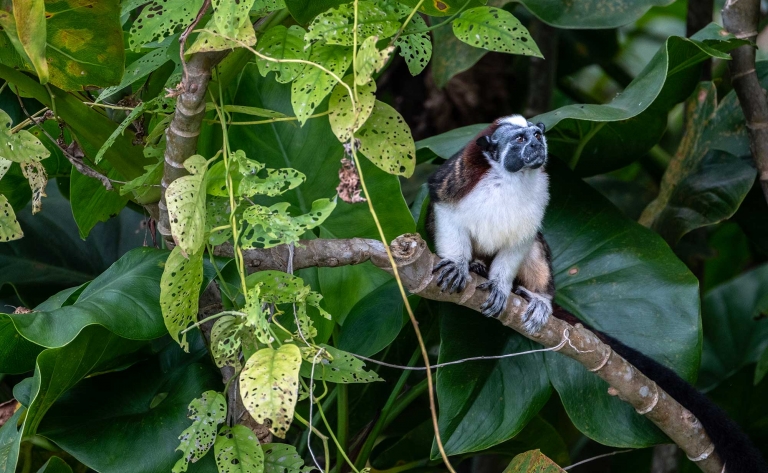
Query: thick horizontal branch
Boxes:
[{"xmin": 225, "ymin": 235, "xmax": 723, "ymax": 473}]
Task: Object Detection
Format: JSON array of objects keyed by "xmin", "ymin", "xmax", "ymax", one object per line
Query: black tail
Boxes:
[{"xmin": 553, "ymin": 307, "xmax": 768, "ymax": 473}]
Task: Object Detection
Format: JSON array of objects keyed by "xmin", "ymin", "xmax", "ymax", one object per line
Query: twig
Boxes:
[
  {"xmin": 722, "ymin": 0, "xmax": 768, "ymax": 204},
  {"xmin": 350, "ymin": 346, "xmax": 559, "ymax": 370},
  {"xmin": 564, "ymin": 449, "xmax": 633, "ymax": 470}
]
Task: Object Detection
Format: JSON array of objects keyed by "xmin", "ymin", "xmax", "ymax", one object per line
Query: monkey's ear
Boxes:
[
  {"xmin": 535, "ymin": 122, "xmax": 546, "ymax": 133},
  {"xmin": 476, "ymin": 135, "xmax": 493, "ymax": 150}
]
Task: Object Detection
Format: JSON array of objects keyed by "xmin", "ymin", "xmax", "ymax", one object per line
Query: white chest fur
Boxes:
[{"xmin": 436, "ymin": 167, "xmax": 549, "ymax": 257}]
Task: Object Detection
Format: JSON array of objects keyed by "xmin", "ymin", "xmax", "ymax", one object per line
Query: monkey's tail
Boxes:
[{"xmin": 552, "ymin": 306, "xmax": 768, "ymax": 473}]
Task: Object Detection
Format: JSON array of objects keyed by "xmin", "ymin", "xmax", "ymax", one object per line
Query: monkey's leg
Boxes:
[
  {"xmin": 514, "ymin": 233, "xmax": 554, "ymax": 333},
  {"xmin": 478, "ymin": 241, "xmax": 531, "ymax": 318},
  {"xmin": 431, "ymin": 207, "xmax": 472, "ymax": 293}
]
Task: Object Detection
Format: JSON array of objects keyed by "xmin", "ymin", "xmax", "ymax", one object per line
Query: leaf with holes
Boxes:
[
  {"xmin": 452, "ymin": 7, "xmax": 542, "ymax": 57},
  {"xmin": 248, "ymin": 271, "xmax": 311, "ymax": 305},
  {"xmin": 329, "ymin": 76, "xmax": 376, "ymax": 142},
  {"xmin": 213, "ymin": 0, "xmax": 258, "ymax": 35},
  {"xmin": 97, "ymin": 48, "xmax": 171, "ymax": 102},
  {"xmin": 166, "ymin": 155, "xmax": 208, "ymax": 254},
  {"xmin": 355, "ymin": 36, "xmax": 392, "ymax": 85},
  {"xmin": 13, "ymin": 0, "xmax": 48, "ymax": 83},
  {"xmin": 130, "ymin": 0, "xmax": 205, "ymax": 50},
  {"xmin": 262, "ymin": 444, "xmax": 309, "ymax": 473},
  {"xmin": 21, "ymin": 161, "xmax": 46, "ymax": 214},
  {"xmin": 395, "ymin": 15, "xmax": 431, "ymax": 75},
  {"xmin": 291, "ymin": 42, "xmax": 352, "ymax": 124},
  {"xmin": 244, "ymin": 284, "xmax": 272, "ymax": 344},
  {"xmin": 161, "ymin": 246, "xmax": 204, "ymax": 352},
  {"xmin": 240, "ymin": 198, "xmax": 336, "ymax": 249},
  {"xmin": 206, "ymin": 196, "xmax": 232, "ymax": 246},
  {"xmin": 0, "ymin": 195, "xmax": 23, "ymax": 242},
  {"xmin": 357, "ymin": 100, "xmax": 415, "ymax": 177},
  {"xmin": 240, "ymin": 168, "xmax": 306, "ymax": 197},
  {"xmin": 256, "ymin": 25, "xmax": 309, "ymax": 84},
  {"xmin": 305, "ymin": 1, "xmax": 400, "ymax": 46},
  {"xmin": 253, "ymin": 0, "xmax": 287, "ymax": 15},
  {"xmin": 299, "ymin": 344, "xmax": 382, "ymax": 383},
  {"xmin": 214, "ymin": 425, "xmax": 265, "ymax": 473},
  {"xmin": 188, "ymin": 17, "xmax": 257, "ymax": 54},
  {"xmin": 240, "ymin": 344, "xmax": 302, "ymax": 438},
  {"xmin": 0, "ymin": 158, "xmax": 10, "ymax": 180},
  {"xmin": 211, "ymin": 315, "xmax": 243, "ymax": 369},
  {"xmin": 503, "ymin": 450, "xmax": 565, "ymax": 473},
  {"xmin": 0, "ymin": 109, "xmax": 50, "ymax": 164},
  {"xmin": 172, "ymin": 390, "xmax": 227, "ymax": 473}
]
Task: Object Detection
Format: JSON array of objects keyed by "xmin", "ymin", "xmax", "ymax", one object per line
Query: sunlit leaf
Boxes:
[
  {"xmin": 305, "ymin": 1, "xmax": 400, "ymax": 46},
  {"xmin": 188, "ymin": 14, "xmax": 257, "ymax": 54},
  {"xmin": 161, "ymin": 246, "xmax": 205, "ymax": 352},
  {"xmin": 211, "ymin": 315, "xmax": 243, "ymax": 369},
  {"xmin": 214, "ymin": 425, "xmax": 265, "ymax": 473},
  {"xmin": 166, "ymin": 155, "xmax": 208, "ymax": 254},
  {"xmin": 172, "ymin": 391, "xmax": 227, "ymax": 473},
  {"xmin": 256, "ymin": 25, "xmax": 308, "ymax": 84},
  {"xmin": 262, "ymin": 444, "xmax": 309, "ymax": 473},
  {"xmin": 354, "ymin": 36, "xmax": 392, "ymax": 85},
  {"xmin": 13, "ymin": 0, "xmax": 48, "ymax": 83},
  {"xmin": 0, "ymin": 109, "xmax": 50, "ymax": 164},
  {"xmin": 394, "ymin": 15, "xmax": 431, "ymax": 75},
  {"xmin": 291, "ymin": 42, "xmax": 352, "ymax": 124},
  {"xmin": 212, "ymin": 0, "xmax": 258, "ymax": 35},
  {"xmin": 452, "ymin": 7, "xmax": 541, "ymax": 57},
  {"xmin": 357, "ymin": 100, "xmax": 415, "ymax": 177},
  {"xmin": 240, "ymin": 168, "xmax": 306, "ymax": 198},
  {"xmin": 0, "ymin": 194, "xmax": 22, "ymax": 242},
  {"xmin": 328, "ymin": 76, "xmax": 376, "ymax": 142},
  {"xmin": 240, "ymin": 198, "xmax": 336, "ymax": 249},
  {"xmin": 299, "ymin": 344, "xmax": 382, "ymax": 383},
  {"xmin": 503, "ymin": 450, "xmax": 565, "ymax": 473},
  {"xmin": 130, "ymin": 0, "xmax": 206, "ymax": 50}
]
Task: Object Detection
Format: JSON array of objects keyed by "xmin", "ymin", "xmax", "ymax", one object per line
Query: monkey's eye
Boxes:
[
  {"xmin": 516, "ymin": 136, "xmax": 525, "ymax": 143},
  {"xmin": 534, "ymin": 132, "xmax": 542, "ymax": 140}
]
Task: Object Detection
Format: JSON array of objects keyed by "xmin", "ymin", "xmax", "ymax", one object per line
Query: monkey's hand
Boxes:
[
  {"xmin": 514, "ymin": 286, "xmax": 552, "ymax": 333},
  {"xmin": 433, "ymin": 259, "xmax": 470, "ymax": 294},
  {"xmin": 477, "ymin": 279, "xmax": 508, "ymax": 318}
]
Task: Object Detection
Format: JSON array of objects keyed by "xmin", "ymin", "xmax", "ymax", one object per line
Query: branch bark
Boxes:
[
  {"xmin": 723, "ymin": 0, "xmax": 768, "ymax": 205},
  {"xmin": 219, "ymin": 234, "xmax": 724, "ymax": 473}
]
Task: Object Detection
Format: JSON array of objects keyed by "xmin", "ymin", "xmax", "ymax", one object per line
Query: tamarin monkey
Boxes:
[{"xmin": 426, "ymin": 114, "xmax": 768, "ymax": 473}]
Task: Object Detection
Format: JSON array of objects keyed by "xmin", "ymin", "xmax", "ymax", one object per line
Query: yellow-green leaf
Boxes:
[
  {"xmin": 212, "ymin": 0, "xmax": 258, "ymax": 36},
  {"xmin": 0, "ymin": 109, "xmax": 50, "ymax": 164},
  {"xmin": 239, "ymin": 168, "xmax": 306, "ymax": 197},
  {"xmin": 166, "ymin": 155, "xmax": 208, "ymax": 255},
  {"xmin": 240, "ymin": 344, "xmax": 302, "ymax": 438},
  {"xmin": 21, "ymin": 161, "xmax": 47, "ymax": 214},
  {"xmin": 0, "ymin": 194, "xmax": 23, "ymax": 242},
  {"xmin": 129, "ymin": 0, "xmax": 206, "ymax": 51},
  {"xmin": 354, "ymin": 36, "xmax": 391, "ymax": 85},
  {"xmin": 305, "ymin": 1, "xmax": 400, "ymax": 46},
  {"xmin": 244, "ymin": 284, "xmax": 272, "ymax": 344},
  {"xmin": 240, "ymin": 198, "xmax": 336, "ymax": 249},
  {"xmin": 356, "ymin": 100, "xmax": 415, "ymax": 177},
  {"xmin": 503, "ymin": 449, "xmax": 565, "ymax": 473},
  {"xmin": 13, "ymin": 0, "xmax": 48, "ymax": 83},
  {"xmin": 160, "ymin": 246, "xmax": 204, "ymax": 352},
  {"xmin": 256, "ymin": 25, "xmax": 308, "ymax": 84},
  {"xmin": 329, "ymin": 76, "xmax": 376, "ymax": 142},
  {"xmin": 211, "ymin": 315, "xmax": 243, "ymax": 369},
  {"xmin": 214, "ymin": 425, "xmax": 265, "ymax": 473},
  {"xmin": 291, "ymin": 42, "xmax": 352, "ymax": 125},
  {"xmin": 0, "ymin": 158, "xmax": 11, "ymax": 181},
  {"xmin": 452, "ymin": 7, "xmax": 542, "ymax": 57},
  {"xmin": 172, "ymin": 391, "xmax": 227, "ymax": 473},
  {"xmin": 300, "ymin": 344, "xmax": 382, "ymax": 383}
]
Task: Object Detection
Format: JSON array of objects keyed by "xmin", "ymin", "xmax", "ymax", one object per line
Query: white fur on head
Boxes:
[{"xmin": 499, "ymin": 115, "xmax": 528, "ymax": 127}]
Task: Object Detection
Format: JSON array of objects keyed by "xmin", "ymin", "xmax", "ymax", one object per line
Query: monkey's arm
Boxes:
[
  {"xmin": 513, "ymin": 233, "xmax": 555, "ymax": 333},
  {"xmin": 431, "ymin": 204, "xmax": 473, "ymax": 293},
  {"xmin": 479, "ymin": 239, "xmax": 532, "ymax": 318}
]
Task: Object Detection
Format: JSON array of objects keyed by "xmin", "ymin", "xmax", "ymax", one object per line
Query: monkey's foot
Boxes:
[
  {"xmin": 514, "ymin": 286, "xmax": 552, "ymax": 333},
  {"xmin": 433, "ymin": 259, "xmax": 470, "ymax": 294},
  {"xmin": 469, "ymin": 260, "xmax": 489, "ymax": 279},
  {"xmin": 478, "ymin": 280, "xmax": 508, "ymax": 318}
]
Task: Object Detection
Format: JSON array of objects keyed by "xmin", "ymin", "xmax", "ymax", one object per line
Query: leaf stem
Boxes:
[
  {"xmin": 316, "ymin": 397, "xmax": 360, "ymax": 473},
  {"xmin": 389, "ymin": 0, "xmax": 427, "ymax": 46},
  {"xmin": 180, "ymin": 310, "xmax": 245, "ymax": 334},
  {"xmin": 569, "ymin": 122, "xmax": 605, "ymax": 169},
  {"xmin": 333, "ymin": 384, "xmax": 349, "ymax": 473}
]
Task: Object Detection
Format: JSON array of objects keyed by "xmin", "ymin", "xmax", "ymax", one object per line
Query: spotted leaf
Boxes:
[
  {"xmin": 291, "ymin": 42, "xmax": 352, "ymax": 124},
  {"xmin": 160, "ymin": 246, "xmax": 204, "ymax": 352},
  {"xmin": 172, "ymin": 391, "xmax": 227, "ymax": 473},
  {"xmin": 211, "ymin": 315, "xmax": 243, "ymax": 369},
  {"xmin": 206, "ymin": 196, "xmax": 232, "ymax": 246},
  {"xmin": 256, "ymin": 25, "xmax": 309, "ymax": 84},
  {"xmin": 129, "ymin": 0, "xmax": 206, "ymax": 51},
  {"xmin": 305, "ymin": 1, "xmax": 400, "ymax": 46},
  {"xmin": 0, "ymin": 195, "xmax": 23, "ymax": 242},
  {"xmin": 188, "ymin": 17, "xmax": 257, "ymax": 54},
  {"xmin": 240, "ymin": 344, "xmax": 302, "ymax": 438},
  {"xmin": 354, "ymin": 35, "xmax": 392, "ymax": 85},
  {"xmin": 21, "ymin": 160, "xmax": 47, "ymax": 214},
  {"xmin": 0, "ymin": 109, "xmax": 50, "ymax": 163},
  {"xmin": 262, "ymin": 444, "xmax": 310, "ymax": 473},
  {"xmin": 166, "ymin": 155, "xmax": 208, "ymax": 255},
  {"xmin": 395, "ymin": 15, "xmax": 431, "ymax": 75},
  {"xmin": 213, "ymin": 0, "xmax": 258, "ymax": 35},
  {"xmin": 253, "ymin": 0, "xmax": 287, "ymax": 15},
  {"xmin": 215, "ymin": 425, "xmax": 265, "ymax": 473},
  {"xmin": 300, "ymin": 344, "xmax": 382, "ymax": 383},
  {"xmin": 244, "ymin": 284, "xmax": 272, "ymax": 344},
  {"xmin": 452, "ymin": 7, "xmax": 542, "ymax": 57},
  {"xmin": 329, "ymin": 76, "xmax": 376, "ymax": 142},
  {"xmin": 239, "ymin": 168, "xmax": 306, "ymax": 198},
  {"xmin": 240, "ymin": 198, "xmax": 336, "ymax": 249},
  {"xmin": 357, "ymin": 100, "xmax": 415, "ymax": 177}
]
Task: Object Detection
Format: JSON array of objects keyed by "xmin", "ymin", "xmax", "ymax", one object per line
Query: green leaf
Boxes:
[
  {"xmin": 35, "ymin": 457, "xmax": 73, "ymax": 473},
  {"xmin": 38, "ymin": 334, "xmax": 221, "ymax": 473},
  {"xmin": 756, "ymin": 346, "xmax": 768, "ymax": 386},
  {"xmin": 299, "ymin": 344, "xmax": 382, "ymax": 383},
  {"xmin": 0, "ymin": 109, "xmax": 49, "ymax": 164},
  {"xmin": 256, "ymin": 25, "xmax": 309, "ymax": 84},
  {"xmin": 394, "ymin": 15, "xmax": 431, "ymax": 76},
  {"xmin": 357, "ymin": 100, "xmax": 416, "ymax": 177},
  {"xmin": 211, "ymin": 315, "xmax": 244, "ymax": 369},
  {"xmin": 329, "ymin": 76, "xmax": 376, "ymax": 142},
  {"xmin": 639, "ymin": 83, "xmax": 756, "ymax": 245},
  {"xmin": 0, "ymin": 195, "xmax": 22, "ymax": 243},
  {"xmin": 452, "ymin": 7, "xmax": 541, "ymax": 57},
  {"xmin": 0, "ymin": 313, "xmax": 43, "ymax": 374},
  {"xmin": 518, "ymin": 0, "xmax": 672, "ymax": 29},
  {"xmin": 188, "ymin": 12, "xmax": 257, "ymax": 54},
  {"xmin": 167, "ymin": 155, "xmax": 208, "ymax": 254},
  {"xmin": 161, "ymin": 246, "xmax": 205, "ymax": 352},
  {"xmin": 173, "ymin": 391, "xmax": 226, "ymax": 473},
  {"xmin": 213, "ymin": 0, "xmax": 258, "ymax": 35},
  {"xmin": 70, "ymin": 164, "xmax": 129, "ymax": 239},
  {"xmin": 240, "ymin": 168, "xmax": 306, "ymax": 198},
  {"xmin": 12, "ymin": 0, "xmax": 48, "ymax": 83},
  {"xmin": 0, "ymin": 13, "xmax": 33, "ymax": 71},
  {"xmin": 305, "ymin": 1, "xmax": 400, "ymax": 46},
  {"xmin": 283, "ymin": 0, "xmax": 343, "ymax": 25},
  {"xmin": 241, "ymin": 198, "xmax": 336, "ymax": 249},
  {"xmin": 698, "ymin": 263, "xmax": 768, "ymax": 391},
  {"xmin": 45, "ymin": 0, "xmax": 125, "ymax": 91},
  {"xmin": 240, "ymin": 344, "xmax": 302, "ymax": 438},
  {"xmin": 97, "ymin": 48, "xmax": 171, "ymax": 102},
  {"xmin": 503, "ymin": 450, "xmax": 565, "ymax": 473},
  {"xmin": 0, "ymin": 408, "xmax": 23, "ymax": 473},
  {"xmin": 291, "ymin": 42, "xmax": 352, "ymax": 124},
  {"xmin": 253, "ymin": 0, "xmax": 287, "ymax": 16},
  {"xmin": 129, "ymin": 0, "xmax": 206, "ymax": 51},
  {"xmin": 262, "ymin": 444, "xmax": 308, "ymax": 473},
  {"xmin": 354, "ymin": 35, "xmax": 391, "ymax": 85},
  {"xmin": 217, "ymin": 104, "xmax": 290, "ymax": 119},
  {"xmin": 397, "ymin": 0, "xmax": 485, "ymax": 17},
  {"xmin": 120, "ymin": 161, "xmax": 163, "ymax": 196},
  {"xmin": 214, "ymin": 425, "xmax": 265, "ymax": 473},
  {"xmin": 430, "ymin": 15, "xmax": 485, "ymax": 88},
  {"xmin": 435, "ymin": 304, "xmax": 551, "ymax": 457},
  {"xmin": 94, "ymin": 101, "xmax": 149, "ymax": 165}
]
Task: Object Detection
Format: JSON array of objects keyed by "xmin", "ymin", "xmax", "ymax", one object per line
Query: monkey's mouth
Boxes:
[{"xmin": 523, "ymin": 152, "xmax": 547, "ymax": 169}]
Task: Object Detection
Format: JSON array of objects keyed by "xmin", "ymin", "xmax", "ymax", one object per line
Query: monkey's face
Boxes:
[{"xmin": 476, "ymin": 121, "xmax": 547, "ymax": 173}]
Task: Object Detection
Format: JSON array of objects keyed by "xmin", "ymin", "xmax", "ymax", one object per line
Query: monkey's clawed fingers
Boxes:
[
  {"xmin": 433, "ymin": 259, "xmax": 469, "ymax": 294},
  {"xmin": 469, "ymin": 260, "xmax": 489, "ymax": 279},
  {"xmin": 478, "ymin": 281, "xmax": 507, "ymax": 318},
  {"xmin": 515, "ymin": 286, "xmax": 552, "ymax": 333}
]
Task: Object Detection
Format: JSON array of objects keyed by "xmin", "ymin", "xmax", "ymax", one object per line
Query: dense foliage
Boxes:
[{"xmin": 0, "ymin": 0, "xmax": 767, "ymax": 472}]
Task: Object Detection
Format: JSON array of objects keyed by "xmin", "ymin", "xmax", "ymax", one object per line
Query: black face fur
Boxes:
[{"xmin": 476, "ymin": 122, "xmax": 547, "ymax": 173}]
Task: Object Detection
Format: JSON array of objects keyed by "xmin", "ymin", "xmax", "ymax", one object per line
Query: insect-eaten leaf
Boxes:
[
  {"xmin": 291, "ymin": 42, "xmax": 353, "ymax": 124},
  {"xmin": 172, "ymin": 391, "xmax": 227, "ymax": 473},
  {"xmin": 329, "ymin": 76, "xmax": 376, "ymax": 142},
  {"xmin": 21, "ymin": 161, "xmax": 46, "ymax": 214},
  {"xmin": 354, "ymin": 36, "xmax": 393, "ymax": 85},
  {"xmin": 188, "ymin": 17, "xmax": 257, "ymax": 54},
  {"xmin": 130, "ymin": 0, "xmax": 206, "ymax": 50},
  {"xmin": 262, "ymin": 443, "xmax": 311, "ymax": 473},
  {"xmin": 240, "ymin": 344, "xmax": 302, "ymax": 438},
  {"xmin": 166, "ymin": 155, "xmax": 208, "ymax": 255},
  {"xmin": 240, "ymin": 168, "xmax": 306, "ymax": 198},
  {"xmin": 300, "ymin": 344, "xmax": 382, "ymax": 383},
  {"xmin": 452, "ymin": 7, "xmax": 542, "ymax": 57},
  {"xmin": 211, "ymin": 315, "xmax": 244, "ymax": 369},
  {"xmin": 0, "ymin": 194, "xmax": 23, "ymax": 242},
  {"xmin": 256, "ymin": 25, "xmax": 309, "ymax": 83},
  {"xmin": 240, "ymin": 198, "xmax": 336, "ymax": 249},
  {"xmin": 356, "ymin": 101, "xmax": 415, "ymax": 177},
  {"xmin": 161, "ymin": 246, "xmax": 204, "ymax": 352},
  {"xmin": 214, "ymin": 425, "xmax": 265, "ymax": 473},
  {"xmin": 205, "ymin": 196, "xmax": 232, "ymax": 246},
  {"xmin": 244, "ymin": 284, "xmax": 273, "ymax": 344},
  {"xmin": 394, "ymin": 14, "xmax": 432, "ymax": 75},
  {"xmin": 253, "ymin": 0, "xmax": 287, "ymax": 16},
  {"xmin": 0, "ymin": 109, "xmax": 50, "ymax": 164},
  {"xmin": 212, "ymin": 0, "xmax": 258, "ymax": 36},
  {"xmin": 305, "ymin": 1, "xmax": 400, "ymax": 46}
]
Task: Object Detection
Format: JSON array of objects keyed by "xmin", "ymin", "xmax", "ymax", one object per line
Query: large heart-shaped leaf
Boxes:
[
  {"xmin": 518, "ymin": 0, "xmax": 671, "ymax": 29},
  {"xmin": 0, "ymin": 408, "xmax": 24, "ymax": 473}
]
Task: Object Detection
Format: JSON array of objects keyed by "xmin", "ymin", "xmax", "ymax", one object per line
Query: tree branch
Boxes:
[
  {"xmin": 723, "ymin": 0, "xmax": 768, "ymax": 205},
  {"xmin": 218, "ymin": 234, "xmax": 724, "ymax": 473}
]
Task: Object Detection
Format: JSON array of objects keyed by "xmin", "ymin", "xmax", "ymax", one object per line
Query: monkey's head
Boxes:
[{"xmin": 476, "ymin": 115, "xmax": 547, "ymax": 173}]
